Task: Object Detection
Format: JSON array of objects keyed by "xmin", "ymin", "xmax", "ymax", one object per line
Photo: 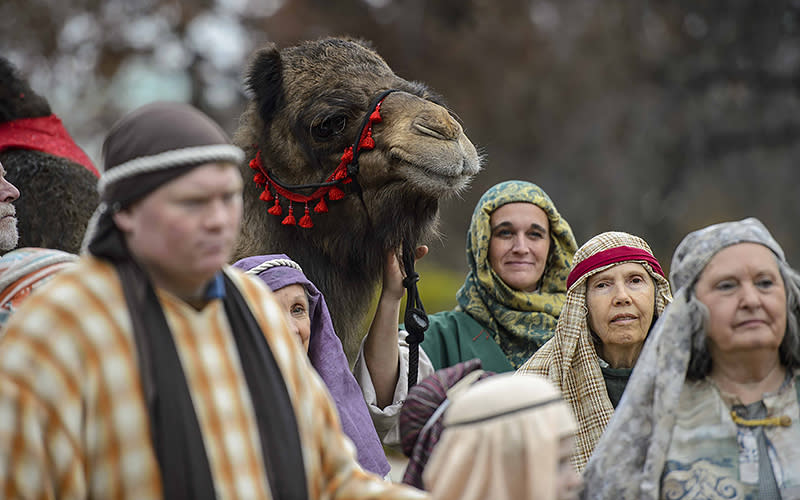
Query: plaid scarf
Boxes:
[
  {"xmin": 456, "ymin": 181, "xmax": 577, "ymax": 369},
  {"xmin": 517, "ymin": 231, "xmax": 672, "ymax": 471}
]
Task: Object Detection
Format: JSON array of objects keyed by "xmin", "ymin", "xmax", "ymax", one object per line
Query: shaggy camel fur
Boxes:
[
  {"xmin": 0, "ymin": 58, "xmax": 99, "ymax": 254},
  {"xmin": 233, "ymin": 38, "xmax": 481, "ymax": 359}
]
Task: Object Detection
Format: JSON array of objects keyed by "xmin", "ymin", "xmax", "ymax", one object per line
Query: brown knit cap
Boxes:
[{"xmin": 84, "ymin": 101, "xmax": 244, "ymax": 259}]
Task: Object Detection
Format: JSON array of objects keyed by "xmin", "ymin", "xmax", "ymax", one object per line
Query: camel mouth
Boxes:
[{"xmin": 388, "ymin": 152, "xmax": 476, "ymax": 194}]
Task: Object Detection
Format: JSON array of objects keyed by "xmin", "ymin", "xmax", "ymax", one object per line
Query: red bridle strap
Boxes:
[{"xmin": 249, "ymin": 95, "xmax": 388, "ymax": 228}]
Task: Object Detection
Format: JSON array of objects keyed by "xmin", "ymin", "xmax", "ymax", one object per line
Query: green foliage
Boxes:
[
  {"xmin": 362, "ymin": 261, "xmax": 464, "ymax": 333},
  {"xmin": 401, "ymin": 261, "xmax": 464, "ymax": 315}
]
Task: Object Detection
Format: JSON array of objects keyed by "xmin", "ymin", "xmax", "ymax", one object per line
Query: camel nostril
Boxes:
[{"xmin": 412, "ymin": 117, "xmax": 461, "ymax": 141}]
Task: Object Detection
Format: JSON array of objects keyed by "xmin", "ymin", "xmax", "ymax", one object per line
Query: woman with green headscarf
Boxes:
[{"xmin": 354, "ymin": 180, "xmax": 577, "ymax": 445}]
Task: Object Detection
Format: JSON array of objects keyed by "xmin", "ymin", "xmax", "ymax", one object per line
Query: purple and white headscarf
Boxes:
[{"xmin": 232, "ymin": 254, "xmax": 390, "ymax": 477}]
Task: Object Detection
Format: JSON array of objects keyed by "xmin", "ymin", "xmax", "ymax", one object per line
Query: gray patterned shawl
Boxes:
[{"xmin": 581, "ymin": 217, "xmax": 791, "ymax": 499}]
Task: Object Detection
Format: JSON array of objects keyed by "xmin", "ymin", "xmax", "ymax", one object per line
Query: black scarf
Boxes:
[{"xmin": 116, "ymin": 260, "xmax": 308, "ymax": 499}]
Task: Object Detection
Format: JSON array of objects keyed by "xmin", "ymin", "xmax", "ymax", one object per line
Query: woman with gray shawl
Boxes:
[{"xmin": 582, "ymin": 218, "xmax": 800, "ymax": 499}]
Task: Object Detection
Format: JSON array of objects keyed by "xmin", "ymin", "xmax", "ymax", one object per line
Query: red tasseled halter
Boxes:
[
  {"xmin": 0, "ymin": 115, "xmax": 100, "ymax": 177},
  {"xmin": 249, "ymin": 89, "xmax": 396, "ymax": 229}
]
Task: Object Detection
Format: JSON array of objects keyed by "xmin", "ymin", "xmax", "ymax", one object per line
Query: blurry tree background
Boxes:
[{"xmin": 4, "ymin": 0, "xmax": 800, "ymax": 311}]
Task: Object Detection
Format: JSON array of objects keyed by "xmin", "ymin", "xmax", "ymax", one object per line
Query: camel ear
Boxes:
[{"xmin": 245, "ymin": 44, "xmax": 284, "ymax": 126}]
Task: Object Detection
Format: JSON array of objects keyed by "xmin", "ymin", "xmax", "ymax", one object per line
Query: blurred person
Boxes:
[
  {"xmin": 423, "ymin": 372, "xmax": 583, "ymax": 500},
  {"xmin": 0, "ymin": 102, "xmax": 428, "ymax": 499},
  {"xmin": 398, "ymin": 359, "xmax": 494, "ymax": 489},
  {"xmin": 232, "ymin": 254, "xmax": 390, "ymax": 477},
  {"xmin": 0, "ymin": 246, "xmax": 78, "ymax": 328},
  {"xmin": 0, "ymin": 160, "xmax": 19, "ymax": 253},
  {"xmin": 355, "ymin": 180, "xmax": 577, "ymax": 444},
  {"xmin": 517, "ymin": 231, "xmax": 672, "ymax": 471},
  {"xmin": 583, "ymin": 218, "xmax": 800, "ymax": 499},
  {"xmin": 0, "ymin": 56, "xmax": 99, "ymax": 254}
]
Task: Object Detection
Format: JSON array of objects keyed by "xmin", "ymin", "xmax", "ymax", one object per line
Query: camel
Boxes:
[
  {"xmin": 233, "ymin": 38, "xmax": 481, "ymax": 359},
  {"xmin": 0, "ymin": 57, "xmax": 99, "ymax": 254}
]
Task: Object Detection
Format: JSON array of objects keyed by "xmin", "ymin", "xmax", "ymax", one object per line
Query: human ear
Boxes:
[{"xmin": 112, "ymin": 209, "xmax": 134, "ymax": 233}]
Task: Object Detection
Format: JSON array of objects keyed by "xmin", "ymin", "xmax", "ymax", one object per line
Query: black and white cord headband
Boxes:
[
  {"xmin": 80, "ymin": 144, "xmax": 245, "ymax": 254},
  {"xmin": 245, "ymin": 258, "xmax": 304, "ymax": 275}
]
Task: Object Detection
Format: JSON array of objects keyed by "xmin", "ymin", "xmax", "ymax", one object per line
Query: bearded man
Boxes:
[{"xmin": 0, "ymin": 160, "xmax": 19, "ymax": 252}]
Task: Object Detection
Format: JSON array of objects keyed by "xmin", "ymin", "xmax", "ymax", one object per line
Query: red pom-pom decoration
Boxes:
[
  {"xmin": 314, "ymin": 198, "xmax": 328, "ymax": 213},
  {"xmin": 328, "ymin": 187, "xmax": 345, "ymax": 201},
  {"xmin": 298, "ymin": 204, "xmax": 313, "ymax": 228},
  {"xmin": 267, "ymin": 197, "xmax": 282, "ymax": 216},
  {"xmin": 282, "ymin": 204, "xmax": 296, "ymax": 226}
]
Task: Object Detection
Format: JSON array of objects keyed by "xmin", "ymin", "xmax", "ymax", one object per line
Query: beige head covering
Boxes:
[
  {"xmin": 423, "ymin": 373, "xmax": 577, "ymax": 500},
  {"xmin": 517, "ymin": 231, "xmax": 672, "ymax": 471}
]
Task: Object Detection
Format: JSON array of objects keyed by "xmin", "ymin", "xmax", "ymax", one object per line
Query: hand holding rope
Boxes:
[{"xmin": 402, "ymin": 242, "xmax": 429, "ymax": 388}]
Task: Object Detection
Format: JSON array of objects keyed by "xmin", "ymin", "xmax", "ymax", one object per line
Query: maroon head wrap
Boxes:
[{"xmin": 566, "ymin": 245, "xmax": 665, "ymax": 290}]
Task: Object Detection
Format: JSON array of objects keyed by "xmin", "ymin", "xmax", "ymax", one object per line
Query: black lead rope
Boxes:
[{"xmin": 402, "ymin": 241, "xmax": 429, "ymax": 387}]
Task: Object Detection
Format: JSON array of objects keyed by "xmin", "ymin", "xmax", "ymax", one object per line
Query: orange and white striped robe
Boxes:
[{"xmin": 0, "ymin": 256, "xmax": 427, "ymax": 500}]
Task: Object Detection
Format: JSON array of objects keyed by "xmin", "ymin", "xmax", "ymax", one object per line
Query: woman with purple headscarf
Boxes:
[{"xmin": 233, "ymin": 254, "xmax": 391, "ymax": 477}]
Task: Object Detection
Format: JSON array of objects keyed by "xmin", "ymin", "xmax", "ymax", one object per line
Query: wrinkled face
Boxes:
[
  {"xmin": 586, "ymin": 262, "xmax": 656, "ymax": 350},
  {"xmin": 114, "ymin": 163, "xmax": 243, "ymax": 298},
  {"xmin": 556, "ymin": 436, "xmax": 583, "ymax": 500},
  {"xmin": 488, "ymin": 202, "xmax": 551, "ymax": 292},
  {"xmin": 273, "ymin": 283, "xmax": 311, "ymax": 352},
  {"xmin": 0, "ymin": 161, "xmax": 20, "ymax": 251},
  {"xmin": 695, "ymin": 243, "xmax": 786, "ymax": 357}
]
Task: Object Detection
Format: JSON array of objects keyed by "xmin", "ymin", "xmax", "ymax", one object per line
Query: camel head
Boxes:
[{"xmin": 233, "ymin": 37, "xmax": 481, "ymax": 358}]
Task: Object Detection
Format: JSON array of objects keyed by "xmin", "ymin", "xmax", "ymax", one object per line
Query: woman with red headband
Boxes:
[{"xmin": 517, "ymin": 231, "xmax": 672, "ymax": 472}]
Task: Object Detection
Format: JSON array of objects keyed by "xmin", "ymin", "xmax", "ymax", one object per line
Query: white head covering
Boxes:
[{"xmin": 423, "ymin": 373, "xmax": 577, "ymax": 500}]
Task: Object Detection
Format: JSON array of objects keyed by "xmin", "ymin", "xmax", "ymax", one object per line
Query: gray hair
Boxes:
[{"xmin": 686, "ymin": 256, "xmax": 800, "ymax": 380}]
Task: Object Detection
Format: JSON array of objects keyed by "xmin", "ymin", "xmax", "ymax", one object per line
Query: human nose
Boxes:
[
  {"xmin": 0, "ymin": 177, "xmax": 20, "ymax": 203},
  {"xmin": 612, "ymin": 282, "xmax": 632, "ymax": 305},
  {"xmin": 204, "ymin": 199, "xmax": 228, "ymax": 228},
  {"xmin": 739, "ymin": 282, "xmax": 761, "ymax": 309},
  {"xmin": 510, "ymin": 234, "xmax": 528, "ymax": 253}
]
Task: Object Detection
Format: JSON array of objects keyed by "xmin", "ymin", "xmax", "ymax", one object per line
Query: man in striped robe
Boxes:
[{"xmin": 0, "ymin": 102, "xmax": 427, "ymax": 500}]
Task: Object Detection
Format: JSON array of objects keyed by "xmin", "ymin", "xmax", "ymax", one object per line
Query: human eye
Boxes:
[
  {"xmin": 178, "ymin": 197, "xmax": 205, "ymax": 208},
  {"xmin": 527, "ymin": 230, "xmax": 545, "ymax": 239},
  {"xmin": 494, "ymin": 228, "xmax": 512, "ymax": 238},
  {"xmin": 290, "ymin": 304, "xmax": 307, "ymax": 317},
  {"xmin": 714, "ymin": 279, "xmax": 737, "ymax": 292},
  {"xmin": 222, "ymin": 191, "xmax": 240, "ymax": 204},
  {"xmin": 629, "ymin": 274, "xmax": 649, "ymax": 286},
  {"xmin": 756, "ymin": 277, "xmax": 775, "ymax": 289}
]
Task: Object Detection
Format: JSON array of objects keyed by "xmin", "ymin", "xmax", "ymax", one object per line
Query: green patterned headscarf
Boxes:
[{"xmin": 456, "ymin": 181, "xmax": 578, "ymax": 368}]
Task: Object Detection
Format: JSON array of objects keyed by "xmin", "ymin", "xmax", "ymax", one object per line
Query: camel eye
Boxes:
[{"xmin": 312, "ymin": 115, "xmax": 347, "ymax": 140}]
